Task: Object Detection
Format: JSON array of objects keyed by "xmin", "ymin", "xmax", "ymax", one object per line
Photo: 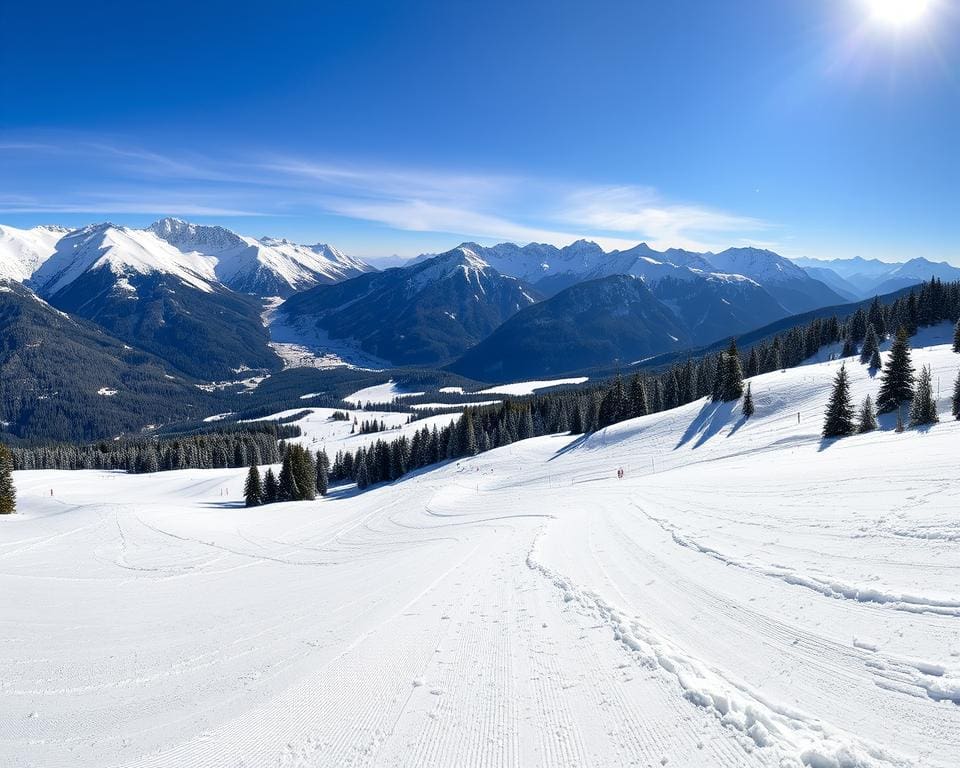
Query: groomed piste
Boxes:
[{"xmin": 2, "ymin": 325, "xmax": 959, "ymax": 767}]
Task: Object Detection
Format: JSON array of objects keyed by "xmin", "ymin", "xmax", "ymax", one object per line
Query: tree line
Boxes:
[
  {"xmin": 8, "ymin": 423, "xmax": 300, "ymax": 474},
  {"xmin": 823, "ymin": 318, "xmax": 960, "ymax": 438}
]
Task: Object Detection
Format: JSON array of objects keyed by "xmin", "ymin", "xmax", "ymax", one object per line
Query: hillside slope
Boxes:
[
  {"xmin": 0, "ymin": 280, "xmax": 215, "ymax": 441},
  {"xmin": 4, "ymin": 325, "xmax": 958, "ymax": 767},
  {"xmin": 280, "ymin": 246, "xmax": 539, "ymax": 367}
]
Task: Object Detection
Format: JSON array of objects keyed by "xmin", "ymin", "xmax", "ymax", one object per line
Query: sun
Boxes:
[{"xmin": 863, "ymin": 0, "xmax": 932, "ymax": 26}]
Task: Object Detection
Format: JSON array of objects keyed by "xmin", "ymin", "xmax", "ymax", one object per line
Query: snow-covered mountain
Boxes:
[
  {"xmin": 419, "ymin": 240, "xmax": 846, "ymax": 316},
  {"xmin": 791, "ymin": 255, "xmax": 960, "ymax": 300},
  {"xmin": 280, "ymin": 245, "xmax": 540, "ymax": 367},
  {"xmin": 0, "ymin": 218, "xmax": 371, "ymax": 299},
  {"xmin": 0, "ymin": 224, "xmax": 70, "ymax": 282},
  {"xmin": 704, "ymin": 247, "xmax": 847, "ymax": 313},
  {"xmin": 31, "ymin": 223, "xmax": 219, "ymax": 296},
  {"xmin": 25, "ymin": 223, "xmax": 279, "ymax": 379},
  {"xmin": 149, "ymin": 218, "xmax": 371, "ymax": 297}
]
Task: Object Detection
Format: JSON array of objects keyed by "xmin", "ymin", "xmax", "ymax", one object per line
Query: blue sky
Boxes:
[{"xmin": 1, "ymin": 0, "xmax": 957, "ymax": 263}]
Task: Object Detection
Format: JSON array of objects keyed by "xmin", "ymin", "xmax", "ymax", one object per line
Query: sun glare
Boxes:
[{"xmin": 864, "ymin": 0, "xmax": 932, "ymax": 26}]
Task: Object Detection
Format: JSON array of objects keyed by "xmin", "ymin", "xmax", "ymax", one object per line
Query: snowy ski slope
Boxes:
[{"xmin": 2, "ymin": 325, "xmax": 959, "ymax": 767}]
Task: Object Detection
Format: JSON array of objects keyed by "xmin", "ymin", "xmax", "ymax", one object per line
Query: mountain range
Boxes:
[
  {"xmin": 281, "ymin": 246, "xmax": 539, "ymax": 367},
  {"xmin": 0, "ymin": 216, "xmax": 956, "ymax": 440},
  {"xmin": 791, "ymin": 255, "xmax": 960, "ymax": 300},
  {"xmin": 418, "ymin": 241, "xmax": 847, "ymax": 315},
  {"xmin": 0, "ymin": 220, "xmax": 376, "ymax": 380}
]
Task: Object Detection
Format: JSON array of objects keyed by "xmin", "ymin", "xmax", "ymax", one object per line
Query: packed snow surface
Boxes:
[
  {"xmin": 3, "ymin": 326, "xmax": 960, "ymax": 767},
  {"xmin": 343, "ymin": 381, "xmax": 426, "ymax": 406},
  {"xmin": 478, "ymin": 376, "xmax": 589, "ymax": 396}
]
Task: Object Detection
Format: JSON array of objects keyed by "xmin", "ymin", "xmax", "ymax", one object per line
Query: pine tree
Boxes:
[
  {"xmin": 244, "ymin": 465, "xmax": 263, "ymax": 507},
  {"xmin": 860, "ymin": 324, "xmax": 879, "ymax": 365},
  {"xmin": 278, "ymin": 453, "xmax": 299, "ymax": 501},
  {"xmin": 868, "ymin": 346, "xmax": 882, "ymax": 371},
  {"xmin": 742, "ymin": 382, "xmax": 755, "ymax": 418},
  {"xmin": 952, "ymin": 370, "xmax": 960, "ymax": 420},
  {"xmin": 263, "ymin": 468, "xmax": 278, "ymax": 503},
  {"xmin": 876, "ymin": 327, "xmax": 915, "ymax": 414},
  {"xmin": 822, "ymin": 363, "xmax": 855, "ymax": 438},
  {"xmin": 909, "ymin": 364, "xmax": 938, "ymax": 427},
  {"xmin": 840, "ymin": 337, "xmax": 854, "ymax": 358},
  {"xmin": 711, "ymin": 352, "xmax": 725, "ymax": 402},
  {"xmin": 0, "ymin": 445, "xmax": 16, "ymax": 514},
  {"xmin": 856, "ymin": 395, "xmax": 877, "ymax": 434},
  {"xmin": 628, "ymin": 375, "xmax": 648, "ymax": 418},
  {"xmin": 355, "ymin": 454, "xmax": 370, "ymax": 490},
  {"xmin": 954, "ymin": 319, "xmax": 960, "ymax": 353},
  {"xmin": 316, "ymin": 449, "xmax": 329, "ymax": 497},
  {"xmin": 719, "ymin": 339, "xmax": 744, "ymax": 402},
  {"xmin": 288, "ymin": 445, "xmax": 316, "ymax": 500}
]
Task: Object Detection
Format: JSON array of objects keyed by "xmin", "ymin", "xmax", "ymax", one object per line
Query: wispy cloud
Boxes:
[
  {"xmin": 558, "ymin": 186, "xmax": 769, "ymax": 252},
  {"xmin": 0, "ymin": 136, "xmax": 773, "ymax": 253}
]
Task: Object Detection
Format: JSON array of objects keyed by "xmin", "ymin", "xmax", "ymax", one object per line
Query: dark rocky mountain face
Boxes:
[
  {"xmin": 450, "ymin": 275, "xmax": 693, "ymax": 381},
  {"xmin": 0, "ymin": 280, "xmax": 217, "ymax": 442},
  {"xmin": 45, "ymin": 266, "xmax": 279, "ymax": 380},
  {"xmin": 280, "ymin": 247, "xmax": 540, "ymax": 367}
]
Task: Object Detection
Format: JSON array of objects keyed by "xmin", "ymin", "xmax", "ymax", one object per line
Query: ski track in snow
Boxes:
[{"xmin": 3, "ymin": 324, "xmax": 960, "ymax": 767}]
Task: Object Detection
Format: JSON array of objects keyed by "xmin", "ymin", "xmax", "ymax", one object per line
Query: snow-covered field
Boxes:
[
  {"xmin": 478, "ymin": 376, "xmax": 589, "ymax": 396},
  {"xmin": 343, "ymin": 381, "xmax": 425, "ymax": 406},
  {"xmin": 250, "ymin": 406, "xmax": 462, "ymax": 456},
  {"xmin": 3, "ymin": 327, "xmax": 959, "ymax": 767},
  {"xmin": 263, "ymin": 298, "xmax": 390, "ymax": 371}
]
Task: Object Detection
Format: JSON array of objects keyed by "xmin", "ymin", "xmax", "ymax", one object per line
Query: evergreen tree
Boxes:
[
  {"xmin": 316, "ymin": 449, "xmax": 329, "ymax": 497},
  {"xmin": 868, "ymin": 346, "xmax": 882, "ymax": 371},
  {"xmin": 867, "ymin": 297, "xmax": 886, "ymax": 340},
  {"xmin": 952, "ymin": 370, "xmax": 960, "ymax": 420},
  {"xmin": 277, "ymin": 453, "xmax": 299, "ymax": 501},
  {"xmin": 822, "ymin": 363, "xmax": 855, "ymax": 438},
  {"xmin": 628, "ymin": 375, "xmax": 648, "ymax": 418},
  {"xmin": 263, "ymin": 467, "xmax": 279, "ymax": 503},
  {"xmin": 909, "ymin": 364, "xmax": 938, "ymax": 427},
  {"xmin": 954, "ymin": 319, "xmax": 960, "ymax": 353},
  {"xmin": 840, "ymin": 336, "xmax": 854, "ymax": 358},
  {"xmin": 857, "ymin": 395, "xmax": 877, "ymax": 434},
  {"xmin": 355, "ymin": 454, "xmax": 371, "ymax": 490},
  {"xmin": 719, "ymin": 339, "xmax": 744, "ymax": 402},
  {"xmin": 244, "ymin": 464, "xmax": 263, "ymax": 507},
  {"xmin": 288, "ymin": 445, "xmax": 316, "ymax": 500},
  {"xmin": 876, "ymin": 327, "xmax": 915, "ymax": 414},
  {"xmin": 742, "ymin": 383, "xmax": 755, "ymax": 418},
  {"xmin": 711, "ymin": 352, "xmax": 725, "ymax": 402},
  {"xmin": 860, "ymin": 324, "xmax": 879, "ymax": 365},
  {"xmin": 0, "ymin": 445, "xmax": 16, "ymax": 514},
  {"xmin": 849, "ymin": 308, "xmax": 867, "ymax": 343}
]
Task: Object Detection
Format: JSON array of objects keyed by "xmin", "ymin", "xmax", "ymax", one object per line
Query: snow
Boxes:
[
  {"xmin": 97, "ymin": 387, "xmax": 118, "ymax": 397},
  {"xmin": 3, "ymin": 324, "xmax": 960, "ymax": 766},
  {"xmin": 343, "ymin": 380, "xmax": 425, "ymax": 406},
  {"xmin": 245, "ymin": 406, "xmax": 461, "ymax": 455},
  {"xmin": 0, "ymin": 219, "xmax": 367, "ymax": 300},
  {"xmin": 263, "ymin": 297, "xmax": 390, "ymax": 371},
  {"xmin": 31, "ymin": 224, "xmax": 219, "ymax": 295},
  {"xmin": 148, "ymin": 218, "xmax": 370, "ymax": 294},
  {"xmin": 0, "ymin": 224, "xmax": 64, "ymax": 282},
  {"xmin": 202, "ymin": 412, "xmax": 235, "ymax": 422},
  {"xmin": 478, "ymin": 376, "xmax": 589, "ymax": 396}
]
